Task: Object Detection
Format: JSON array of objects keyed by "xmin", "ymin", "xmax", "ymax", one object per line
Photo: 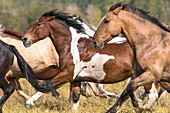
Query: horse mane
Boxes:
[
  {"xmin": 42, "ymin": 9, "xmax": 85, "ymax": 33},
  {"xmin": 109, "ymin": 2, "xmax": 170, "ymax": 32}
]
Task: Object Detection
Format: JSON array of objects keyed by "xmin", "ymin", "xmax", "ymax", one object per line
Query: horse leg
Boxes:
[
  {"xmin": 80, "ymin": 81, "xmax": 92, "ymax": 97},
  {"xmin": 25, "ymin": 91, "xmax": 43, "ymax": 108},
  {"xmin": 141, "ymin": 83, "xmax": 159, "ymax": 110},
  {"xmin": 159, "ymin": 81, "xmax": 170, "ymax": 93},
  {"xmin": 8, "ymin": 78, "xmax": 31, "ymax": 100},
  {"xmin": 98, "ymin": 84, "xmax": 119, "ymax": 98},
  {"xmin": 127, "ymin": 70, "xmax": 156, "ymax": 109},
  {"xmin": 0, "ymin": 79, "xmax": 14, "ymax": 113},
  {"xmin": 69, "ymin": 82, "xmax": 81, "ymax": 110},
  {"xmin": 88, "ymin": 82, "xmax": 101, "ymax": 97},
  {"xmin": 51, "ymin": 89, "xmax": 60, "ymax": 99},
  {"xmin": 106, "ymin": 85, "xmax": 129, "ymax": 113}
]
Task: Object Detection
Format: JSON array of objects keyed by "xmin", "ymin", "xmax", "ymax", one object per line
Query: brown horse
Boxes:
[
  {"xmin": 93, "ymin": 2, "xmax": 170, "ymax": 112},
  {"xmin": 0, "ymin": 25, "xmax": 118, "ymax": 108},
  {"xmin": 21, "ymin": 9, "xmax": 134, "ymax": 110}
]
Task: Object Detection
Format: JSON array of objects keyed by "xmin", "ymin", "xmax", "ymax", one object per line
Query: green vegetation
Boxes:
[{"xmin": 0, "ymin": 0, "xmax": 169, "ymax": 32}]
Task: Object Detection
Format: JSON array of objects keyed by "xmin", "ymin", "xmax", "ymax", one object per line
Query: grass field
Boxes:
[{"xmin": 2, "ymin": 79, "xmax": 170, "ymax": 113}]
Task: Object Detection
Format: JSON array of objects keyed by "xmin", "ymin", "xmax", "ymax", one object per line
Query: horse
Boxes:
[
  {"xmin": 93, "ymin": 2, "xmax": 170, "ymax": 112},
  {"xmin": 0, "ymin": 26, "xmax": 61, "ymax": 107},
  {"xmin": 0, "ymin": 34, "xmax": 53, "ymax": 113},
  {"xmin": 21, "ymin": 9, "xmax": 167, "ymax": 111},
  {"xmin": 0, "ymin": 25, "xmax": 118, "ymax": 108}
]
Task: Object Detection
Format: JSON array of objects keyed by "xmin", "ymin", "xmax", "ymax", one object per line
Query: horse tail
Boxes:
[{"xmin": 9, "ymin": 45, "xmax": 53, "ymax": 93}]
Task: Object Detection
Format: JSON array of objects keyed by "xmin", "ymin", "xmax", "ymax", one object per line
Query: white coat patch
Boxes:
[
  {"xmin": 148, "ymin": 83, "xmax": 158, "ymax": 106},
  {"xmin": 69, "ymin": 27, "xmax": 115, "ymax": 81},
  {"xmin": 107, "ymin": 36, "xmax": 126, "ymax": 44}
]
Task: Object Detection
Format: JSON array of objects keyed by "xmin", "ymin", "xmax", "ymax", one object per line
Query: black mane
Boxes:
[
  {"xmin": 42, "ymin": 9, "xmax": 85, "ymax": 33},
  {"xmin": 109, "ymin": 2, "xmax": 170, "ymax": 32}
]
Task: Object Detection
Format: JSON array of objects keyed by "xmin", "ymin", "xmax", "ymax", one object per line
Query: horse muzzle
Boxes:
[
  {"xmin": 21, "ymin": 37, "xmax": 32, "ymax": 48},
  {"xmin": 93, "ymin": 40, "xmax": 104, "ymax": 49}
]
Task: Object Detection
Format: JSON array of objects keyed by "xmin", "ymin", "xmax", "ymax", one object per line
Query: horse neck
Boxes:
[
  {"xmin": 4, "ymin": 28, "xmax": 23, "ymax": 39},
  {"xmin": 119, "ymin": 11, "xmax": 166, "ymax": 48},
  {"xmin": 0, "ymin": 32, "xmax": 20, "ymax": 40},
  {"xmin": 50, "ymin": 24, "xmax": 71, "ymax": 54}
]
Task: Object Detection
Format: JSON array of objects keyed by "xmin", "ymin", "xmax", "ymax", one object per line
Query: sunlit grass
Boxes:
[{"xmin": 2, "ymin": 79, "xmax": 170, "ymax": 113}]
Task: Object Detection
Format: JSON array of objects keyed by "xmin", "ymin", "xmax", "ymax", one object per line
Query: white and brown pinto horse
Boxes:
[
  {"xmin": 93, "ymin": 2, "xmax": 170, "ymax": 112},
  {"xmin": 0, "ymin": 25, "xmax": 118, "ymax": 108},
  {"xmin": 21, "ymin": 10, "xmax": 166, "ymax": 111}
]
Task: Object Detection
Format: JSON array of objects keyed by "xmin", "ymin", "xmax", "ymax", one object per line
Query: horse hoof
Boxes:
[
  {"xmin": 25, "ymin": 103, "xmax": 33, "ymax": 108},
  {"xmin": 143, "ymin": 103, "xmax": 151, "ymax": 111}
]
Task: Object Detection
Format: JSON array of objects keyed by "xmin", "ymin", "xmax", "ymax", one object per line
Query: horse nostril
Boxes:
[
  {"xmin": 93, "ymin": 41, "xmax": 97, "ymax": 45},
  {"xmin": 21, "ymin": 37, "xmax": 28, "ymax": 42}
]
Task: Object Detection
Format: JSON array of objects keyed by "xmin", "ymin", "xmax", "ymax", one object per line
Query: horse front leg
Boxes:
[
  {"xmin": 127, "ymin": 70, "xmax": 156, "ymax": 109},
  {"xmin": 106, "ymin": 86, "xmax": 129, "ymax": 113},
  {"xmin": 69, "ymin": 82, "xmax": 81, "ymax": 110}
]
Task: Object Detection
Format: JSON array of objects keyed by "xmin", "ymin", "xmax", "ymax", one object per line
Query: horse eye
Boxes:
[
  {"xmin": 103, "ymin": 19, "xmax": 110, "ymax": 24},
  {"xmin": 36, "ymin": 23, "xmax": 41, "ymax": 26}
]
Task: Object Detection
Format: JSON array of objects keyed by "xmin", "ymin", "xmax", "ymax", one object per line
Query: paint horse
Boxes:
[
  {"xmin": 0, "ymin": 31, "xmax": 51, "ymax": 113},
  {"xmin": 0, "ymin": 25, "xmax": 118, "ymax": 108},
  {"xmin": 93, "ymin": 2, "xmax": 170, "ymax": 112},
  {"xmin": 21, "ymin": 9, "xmax": 134, "ymax": 110}
]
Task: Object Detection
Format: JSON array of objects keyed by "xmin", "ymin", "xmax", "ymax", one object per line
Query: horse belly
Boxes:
[
  {"xmin": 75, "ymin": 53, "xmax": 115, "ymax": 82},
  {"xmin": 102, "ymin": 61, "xmax": 133, "ymax": 83}
]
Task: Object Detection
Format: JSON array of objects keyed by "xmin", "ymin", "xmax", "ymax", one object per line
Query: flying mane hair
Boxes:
[
  {"xmin": 42, "ymin": 9, "xmax": 85, "ymax": 33},
  {"xmin": 109, "ymin": 2, "xmax": 170, "ymax": 32}
]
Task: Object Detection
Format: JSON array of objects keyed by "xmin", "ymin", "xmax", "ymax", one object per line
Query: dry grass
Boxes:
[{"xmin": 2, "ymin": 79, "xmax": 170, "ymax": 113}]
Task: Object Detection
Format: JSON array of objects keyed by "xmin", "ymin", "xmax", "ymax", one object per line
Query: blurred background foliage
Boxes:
[{"xmin": 0, "ymin": 0, "xmax": 170, "ymax": 32}]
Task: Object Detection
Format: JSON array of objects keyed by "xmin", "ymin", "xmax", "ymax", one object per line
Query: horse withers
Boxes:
[{"xmin": 93, "ymin": 2, "xmax": 170, "ymax": 112}]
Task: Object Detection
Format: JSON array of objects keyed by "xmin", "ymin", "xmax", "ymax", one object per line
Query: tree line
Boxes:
[{"xmin": 0, "ymin": 0, "xmax": 169, "ymax": 32}]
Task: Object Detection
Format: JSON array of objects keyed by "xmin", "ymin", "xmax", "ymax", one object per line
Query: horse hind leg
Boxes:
[
  {"xmin": 0, "ymin": 80, "xmax": 14, "ymax": 113},
  {"xmin": 8, "ymin": 78, "xmax": 31, "ymax": 100}
]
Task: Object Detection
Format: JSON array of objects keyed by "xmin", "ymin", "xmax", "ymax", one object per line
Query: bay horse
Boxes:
[
  {"xmin": 93, "ymin": 2, "xmax": 170, "ymax": 112},
  {"xmin": 21, "ymin": 9, "xmax": 165, "ymax": 111},
  {"xmin": 0, "ymin": 25, "xmax": 118, "ymax": 108},
  {"xmin": 0, "ymin": 34, "xmax": 52, "ymax": 113}
]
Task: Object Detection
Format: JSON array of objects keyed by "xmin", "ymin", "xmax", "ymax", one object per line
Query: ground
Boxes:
[{"xmin": 2, "ymin": 79, "xmax": 170, "ymax": 113}]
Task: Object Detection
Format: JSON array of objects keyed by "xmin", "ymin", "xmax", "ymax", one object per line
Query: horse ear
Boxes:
[
  {"xmin": 46, "ymin": 16, "xmax": 55, "ymax": 21},
  {"xmin": 113, "ymin": 6, "xmax": 122, "ymax": 15}
]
